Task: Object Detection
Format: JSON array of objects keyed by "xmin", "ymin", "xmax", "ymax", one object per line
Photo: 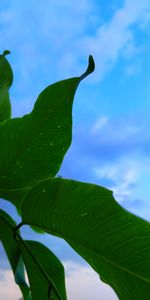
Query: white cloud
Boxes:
[
  {"xmin": 0, "ymin": 0, "xmax": 97, "ymax": 117},
  {"xmin": 90, "ymin": 115, "xmax": 150, "ymax": 207},
  {"xmin": 64, "ymin": 260, "xmax": 118, "ymax": 300},
  {"xmin": 93, "ymin": 159, "xmax": 139, "ymax": 202},
  {"xmin": 1, "ymin": 0, "xmax": 150, "ymax": 88},
  {"xmin": 90, "ymin": 115, "xmax": 142, "ymax": 141},
  {"xmin": 92, "ymin": 156, "xmax": 150, "ymax": 221},
  {"xmin": 0, "ymin": 270, "xmax": 21, "ymax": 300},
  {"xmin": 0, "ymin": 262, "xmax": 118, "ymax": 300},
  {"xmin": 80, "ymin": 0, "xmax": 150, "ymax": 81},
  {"xmin": 0, "ymin": 0, "xmax": 94, "ymax": 79},
  {"xmin": 90, "ymin": 116, "xmax": 109, "ymax": 134},
  {"xmin": 125, "ymin": 61, "xmax": 142, "ymax": 77}
]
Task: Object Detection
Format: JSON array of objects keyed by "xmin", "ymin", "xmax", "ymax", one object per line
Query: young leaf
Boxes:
[
  {"xmin": 0, "ymin": 209, "xmax": 31, "ymax": 300},
  {"xmin": 0, "ymin": 56, "xmax": 95, "ymax": 207},
  {"xmin": 18, "ymin": 240, "xmax": 67, "ymax": 300},
  {"xmin": 0, "ymin": 50, "xmax": 13, "ymax": 122},
  {"xmin": 21, "ymin": 178, "xmax": 150, "ymax": 300}
]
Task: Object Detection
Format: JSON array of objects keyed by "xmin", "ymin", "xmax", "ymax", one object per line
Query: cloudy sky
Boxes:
[{"xmin": 1, "ymin": 0, "xmax": 150, "ymax": 299}]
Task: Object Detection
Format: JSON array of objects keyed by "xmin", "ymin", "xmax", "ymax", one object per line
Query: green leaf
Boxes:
[
  {"xmin": 18, "ymin": 240, "xmax": 67, "ymax": 300},
  {"xmin": 0, "ymin": 50, "xmax": 13, "ymax": 122},
  {"xmin": 0, "ymin": 56, "xmax": 95, "ymax": 207},
  {"xmin": 22, "ymin": 178, "xmax": 150, "ymax": 300},
  {"xmin": 0, "ymin": 209, "xmax": 31, "ymax": 299},
  {"xmin": 0, "ymin": 50, "xmax": 13, "ymax": 88}
]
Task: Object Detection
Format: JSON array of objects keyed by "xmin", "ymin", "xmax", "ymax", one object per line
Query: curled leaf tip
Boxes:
[
  {"xmin": 88, "ymin": 55, "xmax": 95, "ymax": 73},
  {"xmin": 80, "ymin": 55, "xmax": 95, "ymax": 81},
  {"xmin": 3, "ymin": 50, "xmax": 11, "ymax": 56}
]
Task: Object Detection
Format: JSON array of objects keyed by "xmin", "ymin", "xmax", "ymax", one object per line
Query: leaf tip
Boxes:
[
  {"xmin": 80, "ymin": 54, "xmax": 95, "ymax": 81},
  {"xmin": 2, "ymin": 50, "xmax": 11, "ymax": 56},
  {"xmin": 88, "ymin": 55, "xmax": 95, "ymax": 73}
]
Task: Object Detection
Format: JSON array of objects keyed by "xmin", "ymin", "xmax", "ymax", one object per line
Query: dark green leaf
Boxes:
[
  {"xmin": 0, "ymin": 56, "xmax": 95, "ymax": 207},
  {"xmin": 0, "ymin": 209, "xmax": 31, "ymax": 299},
  {"xmin": 18, "ymin": 240, "xmax": 67, "ymax": 300},
  {"xmin": 22, "ymin": 178, "xmax": 150, "ymax": 300},
  {"xmin": 0, "ymin": 50, "xmax": 13, "ymax": 88},
  {"xmin": 0, "ymin": 51, "xmax": 13, "ymax": 122},
  {"xmin": 0, "ymin": 86, "xmax": 11, "ymax": 122}
]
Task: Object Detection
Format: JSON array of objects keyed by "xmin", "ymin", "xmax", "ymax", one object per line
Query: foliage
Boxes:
[{"xmin": 0, "ymin": 51, "xmax": 150, "ymax": 300}]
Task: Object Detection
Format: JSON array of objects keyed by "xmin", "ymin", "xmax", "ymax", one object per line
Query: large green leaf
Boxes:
[
  {"xmin": 0, "ymin": 209, "xmax": 31, "ymax": 299},
  {"xmin": 22, "ymin": 178, "xmax": 150, "ymax": 300},
  {"xmin": 0, "ymin": 56, "xmax": 94, "ymax": 206},
  {"xmin": 0, "ymin": 50, "xmax": 13, "ymax": 122},
  {"xmin": 18, "ymin": 240, "xmax": 67, "ymax": 300}
]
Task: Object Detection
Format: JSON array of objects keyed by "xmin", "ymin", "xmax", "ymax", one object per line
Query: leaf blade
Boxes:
[
  {"xmin": 0, "ymin": 56, "xmax": 95, "ymax": 206},
  {"xmin": 0, "ymin": 51, "xmax": 13, "ymax": 122},
  {"xmin": 22, "ymin": 178, "xmax": 150, "ymax": 300}
]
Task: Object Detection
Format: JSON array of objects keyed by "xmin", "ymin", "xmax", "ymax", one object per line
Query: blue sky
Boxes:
[{"xmin": 1, "ymin": 0, "xmax": 150, "ymax": 299}]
